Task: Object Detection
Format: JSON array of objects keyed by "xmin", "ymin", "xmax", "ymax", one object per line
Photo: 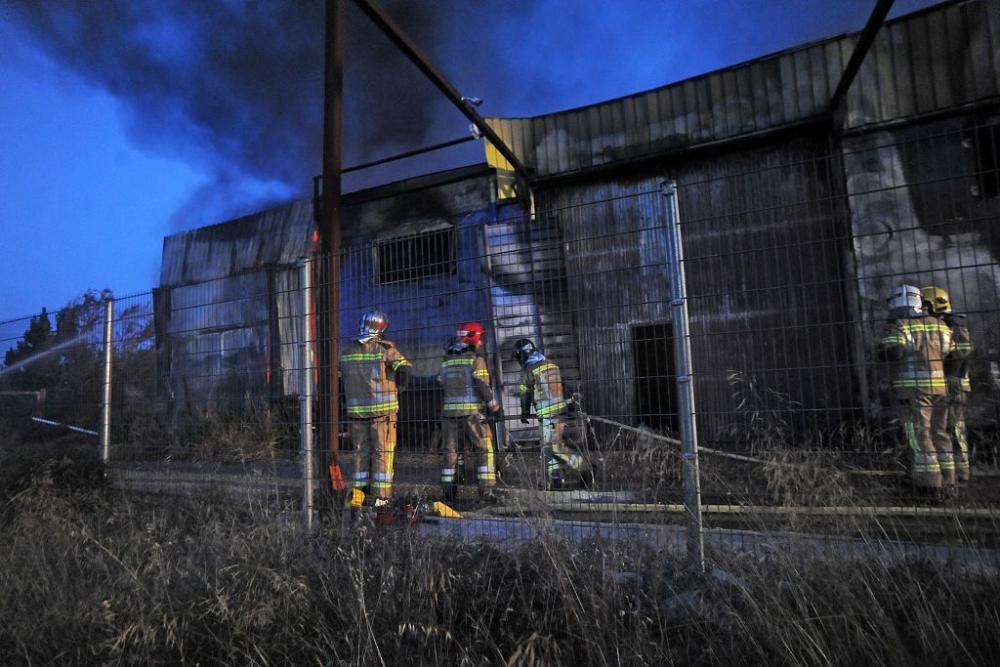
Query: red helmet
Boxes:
[{"xmin": 455, "ymin": 321, "xmax": 485, "ymax": 347}]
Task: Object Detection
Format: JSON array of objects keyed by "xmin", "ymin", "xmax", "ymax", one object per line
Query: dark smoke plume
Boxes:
[{"xmin": 1, "ymin": 0, "xmax": 518, "ymax": 227}]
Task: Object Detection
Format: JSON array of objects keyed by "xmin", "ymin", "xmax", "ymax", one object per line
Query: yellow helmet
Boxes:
[{"xmin": 920, "ymin": 286, "xmax": 952, "ymax": 314}]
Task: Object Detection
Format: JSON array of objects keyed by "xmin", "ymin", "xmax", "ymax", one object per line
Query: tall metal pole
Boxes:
[
  {"xmin": 99, "ymin": 298, "xmax": 114, "ymax": 465},
  {"xmin": 663, "ymin": 181, "xmax": 705, "ymax": 573},
  {"xmin": 300, "ymin": 260, "xmax": 316, "ymax": 530},
  {"xmin": 320, "ymin": 0, "xmax": 344, "ymax": 487}
]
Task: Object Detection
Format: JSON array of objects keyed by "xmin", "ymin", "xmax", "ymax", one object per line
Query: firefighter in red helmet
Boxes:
[
  {"xmin": 513, "ymin": 338, "xmax": 592, "ymax": 489},
  {"xmin": 439, "ymin": 321, "xmax": 502, "ymax": 501},
  {"xmin": 339, "ymin": 308, "xmax": 411, "ymax": 509}
]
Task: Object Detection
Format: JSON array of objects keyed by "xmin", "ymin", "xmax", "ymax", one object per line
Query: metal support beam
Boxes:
[
  {"xmin": 351, "ymin": 0, "xmax": 533, "ymax": 183},
  {"xmin": 342, "ymin": 135, "xmax": 475, "ymax": 174},
  {"xmin": 662, "ymin": 180, "xmax": 705, "ymax": 574},
  {"xmin": 828, "ymin": 0, "xmax": 895, "ymax": 124},
  {"xmin": 99, "ymin": 298, "xmax": 114, "ymax": 464},
  {"xmin": 300, "ymin": 259, "xmax": 316, "ymax": 530},
  {"xmin": 319, "ymin": 0, "xmax": 344, "ymax": 485}
]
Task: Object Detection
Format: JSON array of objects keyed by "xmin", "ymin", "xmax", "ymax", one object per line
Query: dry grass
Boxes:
[
  {"xmin": 3, "ymin": 414, "xmax": 999, "ymax": 665},
  {"xmin": 0, "ymin": 471, "xmax": 998, "ymax": 665}
]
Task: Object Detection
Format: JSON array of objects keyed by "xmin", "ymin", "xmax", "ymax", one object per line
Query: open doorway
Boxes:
[{"xmin": 632, "ymin": 323, "xmax": 678, "ymax": 434}]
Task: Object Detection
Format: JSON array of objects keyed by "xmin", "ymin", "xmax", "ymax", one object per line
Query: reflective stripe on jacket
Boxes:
[
  {"xmin": 519, "ymin": 358, "xmax": 567, "ymax": 417},
  {"xmin": 440, "ymin": 350, "xmax": 494, "ymax": 416},
  {"xmin": 340, "ymin": 339, "xmax": 410, "ymax": 417},
  {"xmin": 879, "ymin": 315, "xmax": 953, "ymax": 396}
]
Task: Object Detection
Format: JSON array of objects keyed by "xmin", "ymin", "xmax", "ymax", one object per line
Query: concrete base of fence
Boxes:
[
  {"xmin": 107, "ymin": 461, "xmax": 304, "ymax": 505},
  {"xmin": 105, "ymin": 460, "xmax": 1000, "ymax": 572},
  {"xmin": 418, "ymin": 515, "xmax": 1000, "ymax": 574}
]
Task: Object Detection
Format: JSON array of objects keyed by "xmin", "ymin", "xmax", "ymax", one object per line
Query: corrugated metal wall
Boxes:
[
  {"xmin": 158, "ymin": 201, "xmax": 313, "ymax": 414},
  {"xmin": 541, "ymin": 136, "xmax": 856, "ymax": 441},
  {"xmin": 847, "ymin": 0, "xmax": 999, "ymax": 128},
  {"xmin": 677, "ymin": 138, "xmax": 855, "ymax": 440},
  {"xmin": 540, "ymin": 180, "xmax": 670, "ymax": 423},
  {"xmin": 160, "ymin": 199, "xmax": 313, "ymax": 286},
  {"xmin": 485, "ymin": 0, "xmax": 999, "ymax": 180}
]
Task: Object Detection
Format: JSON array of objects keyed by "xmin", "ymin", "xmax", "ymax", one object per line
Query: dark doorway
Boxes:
[{"xmin": 632, "ymin": 323, "xmax": 678, "ymax": 434}]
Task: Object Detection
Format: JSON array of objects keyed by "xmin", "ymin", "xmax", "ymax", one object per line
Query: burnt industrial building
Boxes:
[{"xmin": 157, "ymin": 0, "xmax": 1000, "ymax": 445}]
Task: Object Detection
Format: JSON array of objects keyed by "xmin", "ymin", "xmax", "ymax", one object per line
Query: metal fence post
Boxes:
[
  {"xmin": 99, "ymin": 297, "xmax": 114, "ymax": 465},
  {"xmin": 300, "ymin": 259, "xmax": 316, "ymax": 530},
  {"xmin": 662, "ymin": 180, "xmax": 705, "ymax": 573}
]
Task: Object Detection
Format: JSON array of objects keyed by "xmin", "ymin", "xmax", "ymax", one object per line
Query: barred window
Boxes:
[{"xmin": 374, "ymin": 227, "xmax": 456, "ymax": 285}]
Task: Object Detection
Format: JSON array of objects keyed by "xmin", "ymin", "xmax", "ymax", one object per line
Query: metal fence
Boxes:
[{"xmin": 3, "ymin": 124, "xmax": 1000, "ymax": 569}]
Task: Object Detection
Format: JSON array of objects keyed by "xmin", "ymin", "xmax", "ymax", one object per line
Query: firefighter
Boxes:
[
  {"xmin": 877, "ymin": 284, "xmax": 954, "ymax": 497},
  {"xmin": 339, "ymin": 308, "xmax": 411, "ymax": 509},
  {"xmin": 512, "ymin": 338, "xmax": 592, "ymax": 489},
  {"xmin": 922, "ymin": 286, "xmax": 974, "ymax": 486},
  {"xmin": 439, "ymin": 322, "xmax": 502, "ymax": 501}
]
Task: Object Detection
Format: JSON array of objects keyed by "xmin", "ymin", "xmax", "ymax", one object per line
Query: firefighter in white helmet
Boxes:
[
  {"xmin": 339, "ymin": 308, "xmax": 411, "ymax": 509},
  {"xmin": 438, "ymin": 321, "xmax": 502, "ymax": 501},
  {"xmin": 877, "ymin": 284, "xmax": 954, "ymax": 497},
  {"xmin": 513, "ymin": 338, "xmax": 592, "ymax": 489},
  {"xmin": 922, "ymin": 286, "xmax": 974, "ymax": 487}
]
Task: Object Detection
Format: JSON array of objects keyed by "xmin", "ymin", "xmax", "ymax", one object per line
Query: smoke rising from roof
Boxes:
[{"xmin": 1, "ymin": 0, "xmax": 515, "ymax": 227}]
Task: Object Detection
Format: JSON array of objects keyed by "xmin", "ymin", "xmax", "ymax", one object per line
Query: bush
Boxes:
[{"xmin": 0, "ymin": 425, "xmax": 103, "ymax": 500}]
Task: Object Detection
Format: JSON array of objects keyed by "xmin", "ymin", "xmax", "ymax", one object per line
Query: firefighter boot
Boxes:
[
  {"xmin": 544, "ymin": 457, "xmax": 563, "ymax": 490},
  {"xmin": 547, "ymin": 466, "xmax": 564, "ymax": 491},
  {"xmin": 943, "ymin": 484, "xmax": 959, "ymax": 503}
]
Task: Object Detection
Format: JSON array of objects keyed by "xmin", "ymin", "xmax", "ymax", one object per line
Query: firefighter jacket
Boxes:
[
  {"xmin": 439, "ymin": 348, "xmax": 497, "ymax": 416},
  {"xmin": 878, "ymin": 314, "xmax": 953, "ymax": 397},
  {"xmin": 518, "ymin": 354, "xmax": 568, "ymax": 418},
  {"xmin": 943, "ymin": 313, "xmax": 974, "ymax": 393},
  {"xmin": 339, "ymin": 338, "xmax": 411, "ymax": 418}
]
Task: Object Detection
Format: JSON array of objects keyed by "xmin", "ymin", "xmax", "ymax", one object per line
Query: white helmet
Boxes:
[{"xmin": 887, "ymin": 284, "xmax": 922, "ymax": 317}]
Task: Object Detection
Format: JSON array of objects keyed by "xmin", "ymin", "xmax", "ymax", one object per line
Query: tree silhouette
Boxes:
[{"xmin": 3, "ymin": 308, "xmax": 53, "ymax": 371}]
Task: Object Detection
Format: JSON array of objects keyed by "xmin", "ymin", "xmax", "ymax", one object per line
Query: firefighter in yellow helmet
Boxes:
[
  {"xmin": 339, "ymin": 308, "xmax": 411, "ymax": 508},
  {"xmin": 513, "ymin": 339, "xmax": 592, "ymax": 489},
  {"xmin": 922, "ymin": 286, "xmax": 974, "ymax": 486},
  {"xmin": 438, "ymin": 322, "xmax": 502, "ymax": 501},
  {"xmin": 877, "ymin": 285, "xmax": 954, "ymax": 496}
]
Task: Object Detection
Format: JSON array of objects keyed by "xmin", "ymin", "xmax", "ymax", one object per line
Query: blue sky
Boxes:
[{"xmin": 0, "ymin": 0, "xmax": 938, "ymax": 323}]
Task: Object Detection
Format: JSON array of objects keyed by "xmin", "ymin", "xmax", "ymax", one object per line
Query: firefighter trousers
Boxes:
[
  {"xmin": 540, "ymin": 417, "xmax": 591, "ymax": 483},
  {"xmin": 440, "ymin": 414, "xmax": 496, "ymax": 491},
  {"xmin": 348, "ymin": 414, "xmax": 397, "ymax": 501},
  {"xmin": 897, "ymin": 394, "xmax": 950, "ymax": 490},
  {"xmin": 945, "ymin": 391, "xmax": 971, "ymax": 483}
]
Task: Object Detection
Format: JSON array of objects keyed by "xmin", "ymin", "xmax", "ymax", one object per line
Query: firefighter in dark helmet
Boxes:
[
  {"xmin": 877, "ymin": 285, "xmax": 954, "ymax": 497},
  {"xmin": 339, "ymin": 308, "xmax": 411, "ymax": 509},
  {"xmin": 438, "ymin": 322, "xmax": 502, "ymax": 501},
  {"xmin": 513, "ymin": 338, "xmax": 592, "ymax": 489},
  {"xmin": 922, "ymin": 286, "xmax": 974, "ymax": 487}
]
